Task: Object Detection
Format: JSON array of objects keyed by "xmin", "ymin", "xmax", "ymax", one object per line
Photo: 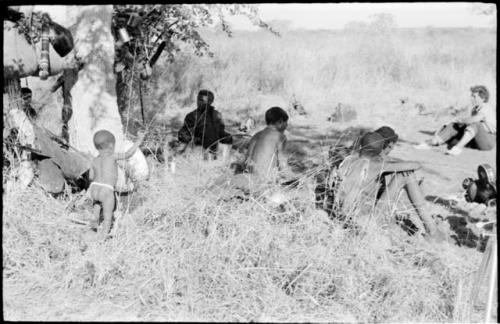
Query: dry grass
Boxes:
[
  {"xmin": 2, "ymin": 147, "xmax": 490, "ymax": 322},
  {"xmin": 135, "ymin": 27, "xmax": 496, "ymax": 127},
  {"xmin": 4, "ymin": 25, "xmax": 496, "ymax": 322}
]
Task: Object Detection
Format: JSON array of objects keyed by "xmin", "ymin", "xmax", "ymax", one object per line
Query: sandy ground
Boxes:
[
  {"xmin": 228, "ymin": 108, "xmax": 496, "ymax": 210},
  {"xmin": 277, "ymin": 109, "xmax": 497, "ymax": 248},
  {"xmin": 286, "ymin": 110, "xmax": 496, "ymax": 196}
]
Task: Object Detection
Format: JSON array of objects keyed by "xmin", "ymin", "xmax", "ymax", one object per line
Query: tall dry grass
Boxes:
[
  {"xmin": 135, "ymin": 26, "xmax": 496, "ymax": 127},
  {"xmin": 4, "ymin": 25, "xmax": 496, "ymax": 321},
  {"xmin": 2, "ymin": 150, "xmax": 490, "ymax": 321}
]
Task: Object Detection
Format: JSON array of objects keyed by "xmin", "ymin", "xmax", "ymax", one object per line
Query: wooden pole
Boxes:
[
  {"xmin": 139, "ymin": 79, "xmax": 145, "ymax": 124},
  {"xmin": 485, "ymin": 236, "xmax": 497, "ymax": 323}
]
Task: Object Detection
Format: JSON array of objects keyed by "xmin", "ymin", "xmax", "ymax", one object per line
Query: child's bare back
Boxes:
[
  {"xmin": 86, "ymin": 130, "xmax": 145, "ymax": 240},
  {"xmin": 90, "ymin": 155, "xmax": 119, "ymax": 188},
  {"xmin": 245, "ymin": 126, "xmax": 286, "ymax": 179}
]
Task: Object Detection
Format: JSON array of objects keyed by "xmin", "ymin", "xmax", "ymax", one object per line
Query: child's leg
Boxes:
[
  {"xmin": 92, "ymin": 202, "xmax": 101, "ymax": 229},
  {"xmin": 98, "ymin": 191, "xmax": 115, "ymax": 239}
]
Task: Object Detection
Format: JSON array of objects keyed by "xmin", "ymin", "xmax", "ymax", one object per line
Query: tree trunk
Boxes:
[
  {"xmin": 20, "ymin": 5, "xmax": 149, "ymax": 190},
  {"xmin": 68, "ymin": 5, "xmax": 149, "ymax": 185},
  {"xmin": 66, "ymin": 5, "xmax": 125, "ymax": 154}
]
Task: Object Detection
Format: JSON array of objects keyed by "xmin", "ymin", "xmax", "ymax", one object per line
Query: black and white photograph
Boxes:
[{"xmin": 2, "ymin": 3, "xmax": 497, "ymax": 322}]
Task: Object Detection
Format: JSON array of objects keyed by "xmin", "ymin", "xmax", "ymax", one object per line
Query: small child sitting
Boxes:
[
  {"xmin": 243, "ymin": 106, "xmax": 291, "ymax": 180},
  {"xmin": 88, "ymin": 130, "xmax": 145, "ymax": 240}
]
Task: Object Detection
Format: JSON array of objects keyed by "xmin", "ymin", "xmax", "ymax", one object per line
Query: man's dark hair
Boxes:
[
  {"xmin": 197, "ymin": 89, "xmax": 214, "ymax": 105},
  {"xmin": 375, "ymin": 126, "xmax": 398, "ymax": 149},
  {"xmin": 21, "ymin": 87, "xmax": 32, "ymax": 96},
  {"xmin": 265, "ymin": 106, "xmax": 289, "ymax": 125},
  {"xmin": 359, "ymin": 132, "xmax": 384, "ymax": 157},
  {"xmin": 470, "ymin": 85, "xmax": 489, "ymax": 103}
]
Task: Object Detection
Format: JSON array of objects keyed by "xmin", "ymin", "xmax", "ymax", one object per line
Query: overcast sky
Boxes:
[
  {"xmin": 34, "ymin": 3, "xmax": 495, "ymax": 30},
  {"xmin": 228, "ymin": 3, "xmax": 496, "ymax": 29}
]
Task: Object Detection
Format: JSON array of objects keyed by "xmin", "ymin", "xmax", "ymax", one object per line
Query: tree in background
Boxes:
[
  {"xmin": 469, "ymin": 3, "xmax": 496, "ymax": 27},
  {"xmin": 4, "ymin": 5, "xmax": 276, "ymax": 190},
  {"xmin": 112, "ymin": 4, "xmax": 278, "ymax": 130}
]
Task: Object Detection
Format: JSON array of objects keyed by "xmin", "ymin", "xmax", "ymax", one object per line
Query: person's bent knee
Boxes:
[
  {"xmin": 477, "ymin": 140, "xmax": 495, "ymax": 151},
  {"xmin": 465, "ymin": 123, "xmax": 479, "ymax": 136},
  {"xmin": 394, "ymin": 171, "xmax": 416, "ymax": 183}
]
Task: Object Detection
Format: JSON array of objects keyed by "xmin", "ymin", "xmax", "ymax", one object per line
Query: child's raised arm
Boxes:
[
  {"xmin": 114, "ymin": 131, "xmax": 146, "ymax": 160},
  {"xmin": 88, "ymin": 165, "xmax": 95, "ymax": 180}
]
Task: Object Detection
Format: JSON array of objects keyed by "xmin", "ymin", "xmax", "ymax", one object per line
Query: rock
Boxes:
[{"xmin": 327, "ymin": 103, "xmax": 357, "ymax": 123}]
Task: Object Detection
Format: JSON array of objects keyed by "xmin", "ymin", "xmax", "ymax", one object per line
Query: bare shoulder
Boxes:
[
  {"xmin": 96, "ymin": 154, "xmax": 116, "ymax": 164},
  {"xmin": 367, "ymin": 158, "xmax": 383, "ymax": 171},
  {"xmin": 252, "ymin": 128, "xmax": 267, "ymax": 139},
  {"xmin": 91, "ymin": 156, "xmax": 101, "ymax": 166},
  {"xmin": 263, "ymin": 127, "xmax": 281, "ymax": 138},
  {"xmin": 366, "ymin": 158, "xmax": 385, "ymax": 177}
]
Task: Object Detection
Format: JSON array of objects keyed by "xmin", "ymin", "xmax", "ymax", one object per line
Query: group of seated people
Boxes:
[
  {"xmin": 174, "ymin": 85, "xmax": 496, "ymax": 243},
  {"xmin": 78, "ymin": 85, "xmax": 495, "ymax": 241}
]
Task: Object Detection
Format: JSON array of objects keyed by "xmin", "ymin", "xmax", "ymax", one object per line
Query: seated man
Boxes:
[
  {"xmin": 336, "ymin": 132, "xmax": 444, "ymax": 241},
  {"xmin": 178, "ymin": 89, "xmax": 233, "ymax": 160},
  {"xmin": 414, "ymin": 85, "xmax": 496, "ymax": 155}
]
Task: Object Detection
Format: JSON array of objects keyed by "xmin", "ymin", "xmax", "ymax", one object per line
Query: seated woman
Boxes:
[{"xmin": 414, "ymin": 85, "xmax": 496, "ymax": 155}]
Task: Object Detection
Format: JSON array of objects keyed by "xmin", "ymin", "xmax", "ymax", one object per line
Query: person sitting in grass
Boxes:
[
  {"xmin": 178, "ymin": 89, "xmax": 233, "ymax": 160},
  {"xmin": 213, "ymin": 107, "xmax": 293, "ymax": 198},
  {"xmin": 242, "ymin": 106, "xmax": 291, "ymax": 180},
  {"xmin": 336, "ymin": 131, "xmax": 444, "ymax": 242},
  {"xmin": 414, "ymin": 85, "xmax": 496, "ymax": 155},
  {"xmin": 373, "ymin": 126, "xmax": 400, "ymax": 199},
  {"xmin": 20, "ymin": 87, "xmax": 38, "ymax": 121},
  {"xmin": 87, "ymin": 129, "xmax": 145, "ymax": 240}
]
